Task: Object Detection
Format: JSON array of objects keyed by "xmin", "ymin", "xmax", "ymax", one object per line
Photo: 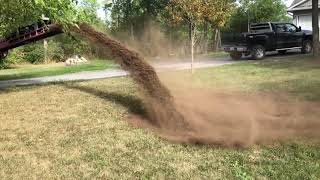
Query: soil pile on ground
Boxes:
[{"xmin": 72, "ymin": 24, "xmax": 188, "ymax": 130}]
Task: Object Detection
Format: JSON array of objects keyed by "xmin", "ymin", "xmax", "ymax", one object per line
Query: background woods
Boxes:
[{"xmin": 0, "ymin": 0, "xmax": 290, "ymax": 68}]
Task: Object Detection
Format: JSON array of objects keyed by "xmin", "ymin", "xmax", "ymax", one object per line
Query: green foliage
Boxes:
[
  {"xmin": 54, "ymin": 34, "xmax": 92, "ymax": 57},
  {"xmin": 226, "ymin": 0, "xmax": 291, "ymax": 32},
  {"xmin": 23, "ymin": 43, "xmax": 45, "ymax": 64},
  {"xmin": 0, "ymin": 0, "xmax": 77, "ymax": 36},
  {"xmin": 47, "ymin": 40, "xmax": 65, "ymax": 62},
  {"xmin": 0, "ymin": 0, "xmax": 108, "ymax": 37},
  {"xmin": 0, "ymin": 48, "xmax": 24, "ymax": 69}
]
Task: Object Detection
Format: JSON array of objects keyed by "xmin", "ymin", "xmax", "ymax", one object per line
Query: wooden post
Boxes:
[{"xmin": 44, "ymin": 40, "xmax": 48, "ymax": 63}]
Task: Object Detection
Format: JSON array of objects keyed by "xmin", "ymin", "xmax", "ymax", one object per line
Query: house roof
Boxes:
[{"xmin": 288, "ymin": 0, "xmax": 320, "ymax": 12}]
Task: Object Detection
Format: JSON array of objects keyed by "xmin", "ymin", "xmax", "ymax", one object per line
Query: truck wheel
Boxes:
[
  {"xmin": 278, "ymin": 50, "xmax": 287, "ymax": 55},
  {"xmin": 230, "ymin": 52, "xmax": 242, "ymax": 60},
  {"xmin": 251, "ymin": 45, "xmax": 266, "ymax": 60},
  {"xmin": 302, "ymin": 40, "xmax": 313, "ymax": 54},
  {"xmin": 0, "ymin": 51, "xmax": 8, "ymax": 60}
]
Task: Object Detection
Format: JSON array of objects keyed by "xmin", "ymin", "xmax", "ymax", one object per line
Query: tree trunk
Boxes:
[
  {"xmin": 217, "ymin": 30, "xmax": 221, "ymax": 50},
  {"xmin": 188, "ymin": 21, "xmax": 192, "ymax": 55},
  {"xmin": 190, "ymin": 22, "xmax": 195, "ymax": 74},
  {"xmin": 130, "ymin": 22, "xmax": 134, "ymax": 41},
  {"xmin": 169, "ymin": 28, "xmax": 173, "ymax": 56},
  {"xmin": 143, "ymin": 15, "xmax": 152, "ymax": 56},
  {"xmin": 213, "ymin": 29, "xmax": 221, "ymax": 52},
  {"xmin": 213, "ymin": 28, "xmax": 218, "ymax": 51},
  {"xmin": 203, "ymin": 21, "xmax": 209, "ymax": 54},
  {"xmin": 313, "ymin": 0, "xmax": 320, "ymax": 57}
]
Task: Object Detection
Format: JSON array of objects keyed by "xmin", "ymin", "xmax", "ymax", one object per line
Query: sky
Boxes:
[
  {"xmin": 285, "ymin": 0, "xmax": 295, "ymax": 7},
  {"xmin": 96, "ymin": 0, "xmax": 106, "ymax": 20},
  {"xmin": 96, "ymin": 0, "xmax": 296, "ymax": 20}
]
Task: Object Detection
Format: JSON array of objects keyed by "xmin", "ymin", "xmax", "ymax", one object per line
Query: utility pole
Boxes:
[{"xmin": 312, "ymin": 0, "xmax": 320, "ymax": 57}]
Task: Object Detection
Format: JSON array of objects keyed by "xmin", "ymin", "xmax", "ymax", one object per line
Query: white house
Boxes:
[{"xmin": 288, "ymin": 0, "xmax": 320, "ymax": 31}]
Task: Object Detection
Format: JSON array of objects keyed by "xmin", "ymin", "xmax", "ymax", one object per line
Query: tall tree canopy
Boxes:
[
  {"xmin": 0, "ymin": 0, "xmax": 77, "ymax": 35},
  {"xmin": 227, "ymin": 0, "xmax": 290, "ymax": 32}
]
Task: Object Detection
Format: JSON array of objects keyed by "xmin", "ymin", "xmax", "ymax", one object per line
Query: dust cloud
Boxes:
[
  {"xmin": 159, "ymin": 87, "xmax": 320, "ymax": 146},
  {"xmin": 73, "ymin": 24, "xmax": 320, "ymax": 147}
]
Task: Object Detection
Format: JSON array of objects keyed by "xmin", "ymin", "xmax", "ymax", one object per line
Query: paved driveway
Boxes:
[{"xmin": 0, "ymin": 57, "xmax": 233, "ymax": 89}]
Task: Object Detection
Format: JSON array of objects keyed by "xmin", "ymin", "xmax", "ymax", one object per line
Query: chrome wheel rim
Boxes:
[
  {"xmin": 0, "ymin": 51, "xmax": 8, "ymax": 59},
  {"xmin": 305, "ymin": 43, "xmax": 312, "ymax": 53},
  {"xmin": 256, "ymin": 49, "xmax": 264, "ymax": 58}
]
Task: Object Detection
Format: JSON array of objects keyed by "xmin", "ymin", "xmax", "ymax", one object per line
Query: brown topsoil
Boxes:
[
  {"xmin": 73, "ymin": 24, "xmax": 320, "ymax": 147},
  {"xmin": 72, "ymin": 24, "xmax": 188, "ymax": 130}
]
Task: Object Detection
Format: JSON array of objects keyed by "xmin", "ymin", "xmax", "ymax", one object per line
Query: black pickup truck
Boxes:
[{"xmin": 222, "ymin": 22, "xmax": 313, "ymax": 60}]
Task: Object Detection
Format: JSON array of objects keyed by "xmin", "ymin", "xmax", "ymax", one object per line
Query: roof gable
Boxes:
[
  {"xmin": 288, "ymin": 0, "xmax": 320, "ymax": 12},
  {"xmin": 290, "ymin": 0, "xmax": 303, "ymax": 7}
]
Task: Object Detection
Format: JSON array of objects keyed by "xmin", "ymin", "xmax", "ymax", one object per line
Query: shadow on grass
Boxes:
[{"xmin": 63, "ymin": 84, "xmax": 150, "ymax": 119}]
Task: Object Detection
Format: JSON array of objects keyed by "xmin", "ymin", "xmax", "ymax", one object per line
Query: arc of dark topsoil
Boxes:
[{"xmin": 72, "ymin": 23, "xmax": 190, "ymax": 130}]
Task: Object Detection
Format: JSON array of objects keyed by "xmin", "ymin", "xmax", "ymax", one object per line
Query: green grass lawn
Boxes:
[
  {"xmin": 0, "ymin": 59, "xmax": 115, "ymax": 81},
  {"xmin": 0, "ymin": 55, "xmax": 320, "ymax": 179}
]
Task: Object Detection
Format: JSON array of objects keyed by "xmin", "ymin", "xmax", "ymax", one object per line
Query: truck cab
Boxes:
[{"xmin": 222, "ymin": 22, "xmax": 313, "ymax": 60}]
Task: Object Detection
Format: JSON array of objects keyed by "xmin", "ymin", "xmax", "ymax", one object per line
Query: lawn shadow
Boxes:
[{"xmin": 63, "ymin": 84, "xmax": 150, "ymax": 120}]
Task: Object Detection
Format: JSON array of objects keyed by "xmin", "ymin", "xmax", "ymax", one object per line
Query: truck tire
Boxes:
[
  {"xmin": 0, "ymin": 51, "xmax": 8, "ymax": 60},
  {"xmin": 251, "ymin": 45, "xmax": 266, "ymax": 60},
  {"xmin": 278, "ymin": 50, "xmax": 287, "ymax": 55},
  {"xmin": 301, "ymin": 40, "xmax": 313, "ymax": 54},
  {"xmin": 230, "ymin": 52, "xmax": 242, "ymax": 60}
]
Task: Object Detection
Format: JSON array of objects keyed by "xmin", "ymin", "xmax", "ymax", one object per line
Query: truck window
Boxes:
[
  {"xmin": 275, "ymin": 24, "xmax": 286, "ymax": 33},
  {"xmin": 250, "ymin": 23, "xmax": 271, "ymax": 33},
  {"xmin": 285, "ymin": 24, "xmax": 297, "ymax": 33}
]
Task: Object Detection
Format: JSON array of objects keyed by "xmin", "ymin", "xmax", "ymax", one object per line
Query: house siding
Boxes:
[
  {"xmin": 293, "ymin": 11, "xmax": 320, "ymax": 31},
  {"xmin": 289, "ymin": 0, "xmax": 320, "ymax": 40}
]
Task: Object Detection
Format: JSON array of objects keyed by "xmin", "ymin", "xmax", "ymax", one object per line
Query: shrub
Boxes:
[
  {"xmin": 23, "ymin": 43, "xmax": 45, "ymax": 64},
  {"xmin": 0, "ymin": 48, "xmax": 24, "ymax": 69},
  {"xmin": 47, "ymin": 40, "xmax": 64, "ymax": 62}
]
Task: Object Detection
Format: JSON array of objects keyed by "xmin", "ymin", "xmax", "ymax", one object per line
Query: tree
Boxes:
[
  {"xmin": 166, "ymin": 0, "xmax": 234, "ymax": 73},
  {"xmin": 227, "ymin": 0, "xmax": 290, "ymax": 32},
  {"xmin": 107, "ymin": 0, "xmax": 169, "ymax": 55},
  {"xmin": 312, "ymin": 0, "xmax": 320, "ymax": 57},
  {"xmin": 0, "ymin": 0, "xmax": 78, "ymax": 36}
]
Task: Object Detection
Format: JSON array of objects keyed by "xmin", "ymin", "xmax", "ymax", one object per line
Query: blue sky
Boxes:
[{"xmin": 96, "ymin": 0, "xmax": 295, "ymax": 20}]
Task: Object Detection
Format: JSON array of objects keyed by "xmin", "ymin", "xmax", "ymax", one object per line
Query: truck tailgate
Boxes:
[{"xmin": 222, "ymin": 33, "xmax": 247, "ymax": 46}]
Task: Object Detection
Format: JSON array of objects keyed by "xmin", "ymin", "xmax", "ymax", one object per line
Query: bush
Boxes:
[
  {"xmin": 1, "ymin": 34, "xmax": 97, "ymax": 68},
  {"xmin": 47, "ymin": 40, "xmax": 64, "ymax": 62},
  {"xmin": 23, "ymin": 43, "xmax": 45, "ymax": 64},
  {"xmin": 55, "ymin": 34, "xmax": 92, "ymax": 57},
  {"xmin": 0, "ymin": 48, "xmax": 25, "ymax": 69}
]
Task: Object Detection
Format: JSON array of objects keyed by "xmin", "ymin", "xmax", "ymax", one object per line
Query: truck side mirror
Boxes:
[{"xmin": 298, "ymin": 26, "xmax": 302, "ymax": 32}]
